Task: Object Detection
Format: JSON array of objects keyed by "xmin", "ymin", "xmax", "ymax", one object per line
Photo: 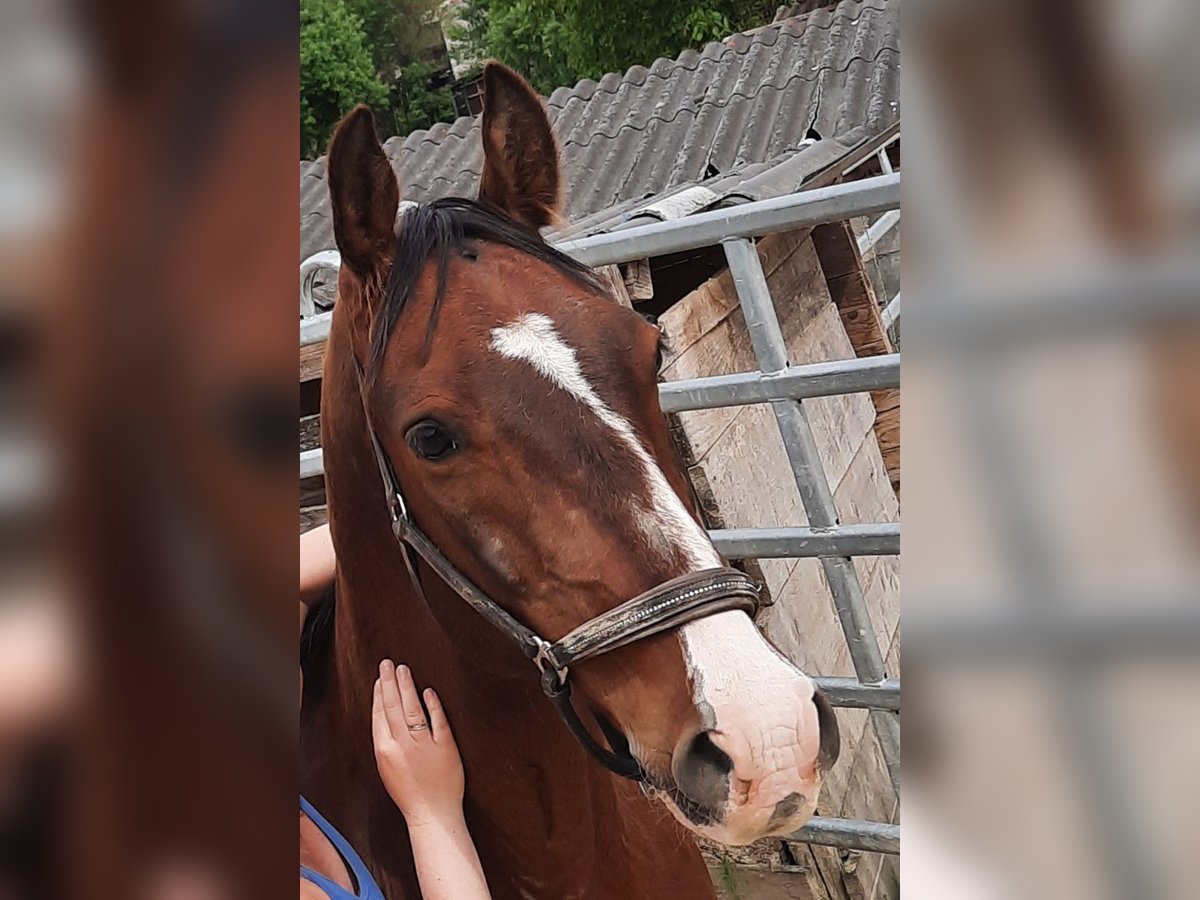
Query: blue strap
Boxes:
[
  {"xmin": 301, "ymin": 864, "xmax": 359, "ymax": 900},
  {"xmin": 300, "ymin": 796, "xmax": 387, "ymax": 900}
]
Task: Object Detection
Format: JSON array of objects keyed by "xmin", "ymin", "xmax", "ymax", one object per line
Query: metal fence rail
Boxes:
[
  {"xmin": 556, "ymin": 174, "xmax": 900, "ymax": 267},
  {"xmin": 710, "ymin": 523, "xmax": 899, "ymax": 559},
  {"xmin": 792, "ymin": 817, "xmax": 900, "ymax": 855},
  {"xmin": 299, "ymin": 173, "xmax": 902, "ymax": 854},
  {"xmin": 658, "ymin": 354, "xmax": 899, "ymax": 412}
]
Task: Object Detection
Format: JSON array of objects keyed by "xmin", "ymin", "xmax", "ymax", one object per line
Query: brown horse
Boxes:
[{"xmin": 301, "ymin": 63, "xmax": 840, "ymax": 899}]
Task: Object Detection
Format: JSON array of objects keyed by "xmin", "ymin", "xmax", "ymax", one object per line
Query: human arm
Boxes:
[
  {"xmin": 371, "ymin": 661, "xmax": 491, "ymax": 900},
  {"xmin": 299, "ymin": 524, "xmax": 336, "ymax": 607}
]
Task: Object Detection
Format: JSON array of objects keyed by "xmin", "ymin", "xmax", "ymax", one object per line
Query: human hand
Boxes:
[{"xmin": 372, "ymin": 660, "xmax": 465, "ymax": 829}]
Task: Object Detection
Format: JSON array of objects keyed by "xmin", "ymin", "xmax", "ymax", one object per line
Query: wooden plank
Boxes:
[
  {"xmin": 300, "ymin": 339, "xmax": 325, "ymax": 383},
  {"xmin": 300, "ymin": 414, "xmax": 321, "ymax": 453},
  {"xmin": 621, "ymin": 258, "xmax": 654, "ymax": 301},
  {"xmin": 301, "ymin": 505, "xmax": 328, "ymax": 533},
  {"xmin": 871, "ymin": 390, "xmax": 900, "ymax": 497},
  {"xmin": 301, "ymin": 476, "xmax": 326, "ymax": 510},
  {"xmin": 811, "ymin": 221, "xmax": 900, "ymax": 494},
  {"xmin": 594, "ymin": 263, "xmax": 634, "ymax": 308}
]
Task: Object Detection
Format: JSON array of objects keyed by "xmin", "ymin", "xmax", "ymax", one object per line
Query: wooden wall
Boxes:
[
  {"xmin": 811, "ymin": 222, "xmax": 900, "ymax": 496},
  {"xmin": 660, "ymin": 229, "xmax": 899, "ymax": 900}
]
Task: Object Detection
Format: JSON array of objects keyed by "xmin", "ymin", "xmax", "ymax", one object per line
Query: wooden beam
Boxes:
[
  {"xmin": 300, "ymin": 339, "xmax": 325, "ymax": 383},
  {"xmin": 300, "ymin": 414, "xmax": 320, "ymax": 453},
  {"xmin": 812, "ymin": 219, "xmax": 900, "ymax": 495},
  {"xmin": 594, "ymin": 263, "xmax": 633, "ymax": 308}
]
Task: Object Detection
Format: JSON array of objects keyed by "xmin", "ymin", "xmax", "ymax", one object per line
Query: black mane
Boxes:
[{"xmin": 370, "ymin": 197, "xmax": 604, "ymax": 368}]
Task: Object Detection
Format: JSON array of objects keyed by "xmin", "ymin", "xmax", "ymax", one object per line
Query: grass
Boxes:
[{"xmin": 718, "ymin": 854, "xmax": 740, "ymax": 899}]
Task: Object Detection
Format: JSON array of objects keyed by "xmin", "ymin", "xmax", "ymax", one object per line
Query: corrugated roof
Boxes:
[{"xmin": 300, "ymin": 0, "xmax": 898, "ymax": 262}]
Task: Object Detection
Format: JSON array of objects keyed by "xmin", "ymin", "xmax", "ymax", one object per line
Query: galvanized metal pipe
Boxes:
[
  {"xmin": 301, "ymin": 309, "xmax": 332, "ymax": 347},
  {"xmin": 710, "ymin": 523, "xmax": 898, "ymax": 559},
  {"xmin": 722, "ymin": 236, "xmax": 900, "ymax": 794},
  {"xmin": 557, "ymin": 174, "xmax": 900, "ymax": 268},
  {"xmin": 877, "ymin": 146, "xmax": 895, "ymax": 176},
  {"xmin": 857, "ymin": 208, "xmax": 899, "ymax": 256},
  {"xmin": 790, "ymin": 816, "xmax": 899, "ymax": 855},
  {"xmin": 300, "ymin": 448, "xmax": 323, "ymax": 480},
  {"xmin": 299, "ymin": 176, "xmax": 901, "ymax": 347},
  {"xmin": 906, "ymin": 604, "xmax": 1200, "ymax": 660},
  {"xmin": 813, "ymin": 676, "xmax": 900, "ymax": 712},
  {"xmin": 659, "ymin": 355, "xmax": 899, "ymax": 412},
  {"xmin": 300, "ymin": 251, "xmax": 342, "ymax": 319},
  {"xmin": 880, "ymin": 292, "xmax": 900, "ymax": 332}
]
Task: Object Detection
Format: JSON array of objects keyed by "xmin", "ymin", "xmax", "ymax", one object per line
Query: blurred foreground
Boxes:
[
  {"xmin": 1, "ymin": 0, "xmax": 297, "ymax": 896},
  {"xmin": 904, "ymin": 1, "xmax": 1199, "ymax": 898}
]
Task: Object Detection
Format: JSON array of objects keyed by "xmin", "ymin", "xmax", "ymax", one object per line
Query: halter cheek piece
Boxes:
[{"xmin": 354, "ymin": 359, "xmax": 766, "ymax": 782}]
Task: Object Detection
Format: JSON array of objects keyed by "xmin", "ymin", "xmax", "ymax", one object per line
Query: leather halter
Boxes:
[{"xmin": 353, "ymin": 358, "xmax": 764, "ymax": 781}]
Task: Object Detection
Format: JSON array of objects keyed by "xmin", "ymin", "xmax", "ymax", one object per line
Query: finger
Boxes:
[
  {"xmin": 424, "ymin": 688, "xmax": 454, "ymax": 746},
  {"xmin": 371, "ymin": 678, "xmax": 392, "ymax": 749},
  {"xmin": 396, "ymin": 665, "xmax": 429, "ymax": 736},
  {"xmin": 379, "ymin": 659, "xmax": 406, "ymax": 735}
]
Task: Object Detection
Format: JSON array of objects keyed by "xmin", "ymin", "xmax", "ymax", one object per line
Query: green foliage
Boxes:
[
  {"xmin": 344, "ymin": 0, "xmax": 443, "ymax": 75},
  {"xmin": 452, "ymin": 0, "xmax": 780, "ymax": 95},
  {"xmin": 301, "ymin": 0, "xmax": 783, "ymax": 157},
  {"xmin": 302, "ymin": 0, "xmax": 463, "ymax": 155},
  {"xmin": 300, "ymin": 0, "xmax": 389, "ymax": 157},
  {"xmin": 391, "ymin": 61, "xmax": 460, "ymax": 136},
  {"xmin": 684, "ymin": 8, "xmax": 734, "ymax": 45}
]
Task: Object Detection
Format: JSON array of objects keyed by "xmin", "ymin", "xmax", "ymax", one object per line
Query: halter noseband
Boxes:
[{"xmin": 354, "ymin": 358, "xmax": 765, "ymax": 781}]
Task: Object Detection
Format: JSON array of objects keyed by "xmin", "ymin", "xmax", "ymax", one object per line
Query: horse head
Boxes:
[{"xmin": 325, "ymin": 62, "xmax": 839, "ymax": 846}]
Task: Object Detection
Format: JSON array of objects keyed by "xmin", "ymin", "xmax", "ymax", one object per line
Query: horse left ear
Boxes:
[
  {"xmin": 327, "ymin": 104, "xmax": 399, "ymax": 278},
  {"xmin": 478, "ymin": 61, "xmax": 562, "ymax": 231}
]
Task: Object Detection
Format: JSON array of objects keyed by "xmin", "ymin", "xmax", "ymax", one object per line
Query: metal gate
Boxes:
[{"xmin": 299, "ymin": 171, "xmax": 902, "ymax": 856}]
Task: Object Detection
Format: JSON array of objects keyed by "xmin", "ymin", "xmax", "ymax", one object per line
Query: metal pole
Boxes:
[
  {"xmin": 722, "ymin": 236, "xmax": 900, "ymax": 794},
  {"xmin": 790, "ymin": 816, "xmax": 899, "ymax": 855},
  {"xmin": 857, "ymin": 209, "xmax": 900, "ymax": 256},
  {"xmin": 658, "ymin": 355, "xmax": 899, "ymax": 412},
  {"xmin": 710, "ymin": 523, "xmax": 898, "ymax": 559},
  {"xmin": 300, "ymin": 448, "xmax": 323, "ymax": 480},
  {"xmin": 880, "ymin": 292, "xmax": 900, "ymax": 332},
  {"xmin": 813, "ymin": 676, "xmax": 900, "ymax": 712},
  {"xmin": 558, "ymin": 175, "xmax": 900, "ymax": 268},
  {"xmin": 298, "ymin": 176, "xmax": 902, "ymax": 348}
]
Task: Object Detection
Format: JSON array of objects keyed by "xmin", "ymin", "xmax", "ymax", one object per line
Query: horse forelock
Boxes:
[{"xmin": 369, "ymin": 198, "xmax": 604, "ymax": 374}]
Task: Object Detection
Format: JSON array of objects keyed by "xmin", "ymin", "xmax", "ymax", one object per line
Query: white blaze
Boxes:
[
  {"xmin": 490, "ymin": 312, "xmax": 817, "ymax": 834},
  {"xmin": 490, "ymin": 312, "xmax": 718, "ymax": 569}
]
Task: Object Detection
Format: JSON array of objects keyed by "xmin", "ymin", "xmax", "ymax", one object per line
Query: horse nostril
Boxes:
[
  {"xmin": 671, "ymin": 730, "xmax": 733, "ymax": 814},
  {"xmin": 813, "ymin": 688, "xmax": 841, "ymax": 771}
]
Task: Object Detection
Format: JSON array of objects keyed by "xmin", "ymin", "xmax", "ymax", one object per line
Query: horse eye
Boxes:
[{"xmin": 405, "ymin": 420, "xmax": 459, "ymax": 461}]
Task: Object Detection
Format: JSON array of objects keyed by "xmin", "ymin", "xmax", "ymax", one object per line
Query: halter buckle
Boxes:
[{"xmin": 533, "ymin": 639, "xmax": 569, "ymax": 697}]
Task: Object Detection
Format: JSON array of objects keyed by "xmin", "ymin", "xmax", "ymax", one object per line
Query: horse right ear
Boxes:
[{"xmin": 327, "ymin": 105, "xmax": 399, "ymax": 278}]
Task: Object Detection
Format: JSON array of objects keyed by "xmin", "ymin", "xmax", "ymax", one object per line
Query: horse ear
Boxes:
[
  {"xmin": 327, "ymin": 105, "xmax": 399, "ymax": 277},
  {"xmin": 478, "ymin": 62, "xmax": 562, "ymax": 231}
]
